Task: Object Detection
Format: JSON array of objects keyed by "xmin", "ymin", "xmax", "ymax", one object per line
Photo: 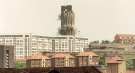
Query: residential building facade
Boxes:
[
  {"xmin": 51, "ymin": 53, "xmax": 75, "ymax": 67},
  {"xmin": 26, "ymin": 53, "xmax": 51, "ymax": 68},
  {"xmin": 76, "ymin": 51, "xmax": 99, "ymax": 66},
  {"xmin": 26, "ymin": 51, "xmax": 99, "ymax": 68},
  {"xmin": 107, "ymin": 56, "xmax": 126, "ymax": 73},
  {"xmin": 114, "ymin": 34, "xmax": 135, "ymax": 44},
  {"xmin": 0, "ymin": 33, "xmax": 88, "ymax": 61}
]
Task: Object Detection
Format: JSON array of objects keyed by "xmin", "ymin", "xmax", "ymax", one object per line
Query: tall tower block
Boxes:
[{"xmin": 59, "ymin": 5, "xmax": 76, "ymax": 36}]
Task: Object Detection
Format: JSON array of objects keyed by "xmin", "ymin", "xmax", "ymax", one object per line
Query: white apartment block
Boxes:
[{"xmin": 0, "ymin": 33, "xmax": 88, "ymax": 61}]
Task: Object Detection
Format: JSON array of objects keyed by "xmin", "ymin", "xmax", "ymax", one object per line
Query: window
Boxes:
[
  {"xmin": 83, "ymin": 56, "xmax": 88, "ymax": 66},
  {"xmin": 55, "ymin": 42, "xmax": 59, "ymax": 48},
  {"xmin": 20, "ymin": 51, "xmax": 23, "ymax": 55},
  {"xmin": 5, "ymin": 50, "xmax": 9, "ymax": 68},
  {"xmin": 55, "ymin": 59, "xmax": 65, "ymax": 67}
]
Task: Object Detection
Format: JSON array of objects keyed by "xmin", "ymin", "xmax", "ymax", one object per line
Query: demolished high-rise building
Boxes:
[{"xmin": 59, "ymin": 5, "xmax": 76, "ymax": 36}]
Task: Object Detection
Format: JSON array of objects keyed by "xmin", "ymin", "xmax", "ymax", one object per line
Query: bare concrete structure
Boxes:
[
  {"xmin": 0, "ymin": 45, "xmax": 15, "ymax": 68},
  {"xmin": 59, "ymin": 5, "xmax": 76, "ymax": 36}
]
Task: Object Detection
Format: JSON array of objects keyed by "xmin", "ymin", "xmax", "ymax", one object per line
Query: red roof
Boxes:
[
  {"xmin": 52, "ymin": 53, "xmax": 74, "ymax": 58},
  {"xmin": 107, "ymin": 59, "xmax": 121, "ymax": 64},
  {"xmin": 77, "ymin": 51, "xmax": 98, "ymax": 56},
  {"xmin": 27, "ymin": 52, "xmax": 50, "ymax": 60},
  {"xmin": 107, "ymin": 56, "xmax": 123, "ymax": 64}
]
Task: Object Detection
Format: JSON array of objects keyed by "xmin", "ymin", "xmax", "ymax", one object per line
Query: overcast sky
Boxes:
[{"xmin": 0, "ymin": 0, "xmax": 135, "ymax": 41}]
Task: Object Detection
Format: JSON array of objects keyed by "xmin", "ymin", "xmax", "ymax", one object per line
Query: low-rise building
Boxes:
[
  {"xmin": 76, "ymin": 51, "xmax": 99, "ymax": 66},
  {"xmin": 51, "ymin": 53, "xmax": 75, "ymax": 67},
  {"xmin": 87, "ymin": 43, "xmax": 135, "ymax": 69},
  {"xmin": 114, "ymin": 34, "xmax": 135, "ymax": 44},
  {"xmin": 26, "ymin": 51, "xmax": 99, "ymax": 68},
  {"xmin": 107, "ymin": 56, "xmax": 126, "ymax": 73},
  {"xmin": 26, "ymin": 53, "xmax": 51, "ymax": 68}
]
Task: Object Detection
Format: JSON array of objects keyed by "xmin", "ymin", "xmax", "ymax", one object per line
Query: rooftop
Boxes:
[
  {"xmin": 27, "ymin": 52, "xmax": 50, "ymax": 60},
  {"xmin": 107, "ymin": 56, "xmax": 123, "ymax": 64},
  {"xmin": 77, "ymin": 51, "xmax": 98, "ymax": 56},
  {"xmin": 52, "ymin": 53, "xmax": 75, "ymax": 59}
]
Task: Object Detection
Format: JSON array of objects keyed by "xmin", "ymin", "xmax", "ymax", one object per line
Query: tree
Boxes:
[
  {"xmin": 99, "ymin": 54, "xmax": 107, "ymax": 68},
  {"xmin": 90, "ymin": 40, "xmax": 99, "ymax": 44},
  {"xmin": 101, "ymin": 40, "xmax": 111, "ymax": 44},
  {"xmin": 16, "ymin": 62, "xmax": 26, "ymax": 69}
]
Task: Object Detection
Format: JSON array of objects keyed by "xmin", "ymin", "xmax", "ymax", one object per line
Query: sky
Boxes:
[{"xmin": 0, "ymin": 0, "xmax": 135, "ymax": 41}]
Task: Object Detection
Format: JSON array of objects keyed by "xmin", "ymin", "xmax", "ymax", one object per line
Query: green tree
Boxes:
[
  {"xmin": 99, "ymin": 54, "xmax": 107, "ymax": 68},
  {"xmin": 16, "ymin": 62, "xmax": 26, "ymax": 69},
  {"xmin": 101, "ymin": 40, "xmax": 111, "ymax": 44}
]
